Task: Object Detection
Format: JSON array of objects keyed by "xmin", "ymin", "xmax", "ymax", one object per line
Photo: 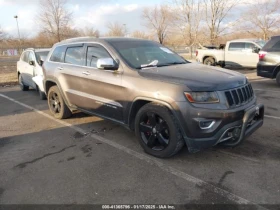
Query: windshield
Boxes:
[
  {"xmin": 108, "ymin": 40, "xmax": 188, "ymax": 69},
  {"xmin": 256, "ymin": 40, "xmax": 267, "ymax": 48},
  {"xmin": 35, "ymin": 51, "xmax": 50, "ymax": 63}
]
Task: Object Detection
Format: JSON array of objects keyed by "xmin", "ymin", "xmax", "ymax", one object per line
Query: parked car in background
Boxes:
[
  {"xmin": 196, "ymin": 39, "xmax": 266, "ymax": 68},
  {"xmin": 17, "ymin": 48, "xmax": 50, "ymax": 99},
  {"xmin": 42, "ymin": 37, "xmax": 264, "ymax": 158},
  {"xmin": 257, "ymin": 36, "xmax": 280, "ymax": 86}
]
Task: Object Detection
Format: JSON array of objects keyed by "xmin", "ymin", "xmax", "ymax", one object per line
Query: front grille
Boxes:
[{"xmin": 224, "ymin": 84, "xmax": 254, "ymax": 107}]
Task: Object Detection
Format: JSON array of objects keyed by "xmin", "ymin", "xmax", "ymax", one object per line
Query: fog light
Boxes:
[
  {"xmin": 232, "ymin": 127, "xmax": 241, "ymax": 140},
  {"xmin": 199, "ymin": 120, "xmax": 215, "ymax": 130}
]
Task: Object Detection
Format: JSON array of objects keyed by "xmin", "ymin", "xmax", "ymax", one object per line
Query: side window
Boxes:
[
  {"xmin": 65, "ymin": 46, "xmax": 84, "ymax": 66},
  {"xmin": 86, "ymin": 46, "xmax": 112, "ymax": 68},
  {"xmin": 228, "ymin": 42, "xmax": 245, "ymax": 51},
  {"xmin": 271, "ymin": 40, "xmax": 280, "ymax": 52},
  {"xmin": 50, "ymin": 46, "xmax": 66, "ymax": 63},
  {"xmin": 23, "ymin": 52, "xmax": 29, "ymax": 63},
  {"xmin": 245, "ymin": 43, "xmax": 256, "ymax": 50},
  {"xmin": 28, "ymin": 52, "xmax": 35, "ymax": 62}
]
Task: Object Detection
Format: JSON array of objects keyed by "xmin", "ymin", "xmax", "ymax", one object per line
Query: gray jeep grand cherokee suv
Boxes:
[{"xmin": 43, "ymin": 37, "xmax": 264, "ymax": 158}]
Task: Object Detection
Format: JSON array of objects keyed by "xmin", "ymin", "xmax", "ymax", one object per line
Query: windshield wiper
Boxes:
[
  {"xmin": 158, "ymin": 62, "xmax": 187, "ymax": 67},
  {"xmin": 137, "ymin": 60, "xmax": 159, "ymax": 69}
]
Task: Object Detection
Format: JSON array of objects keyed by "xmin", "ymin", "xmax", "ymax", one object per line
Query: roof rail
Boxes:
[{"xmin": 60, "ymin": 36, "xmax": 95, "ymax": 43}]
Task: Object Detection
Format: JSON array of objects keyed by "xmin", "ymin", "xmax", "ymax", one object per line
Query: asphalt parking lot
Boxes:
[{"xmin": 0, "ymin": 79, "xmax": 280, "ymax": 209}]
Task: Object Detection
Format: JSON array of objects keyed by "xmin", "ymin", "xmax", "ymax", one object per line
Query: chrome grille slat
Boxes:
[{"xmin": 224, "ymin": 84, "xmax": 254, "ymax": 108}]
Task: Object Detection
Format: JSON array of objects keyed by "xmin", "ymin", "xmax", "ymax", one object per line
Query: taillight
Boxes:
[
  {"xmin": 259, "ymin": 51, "xmax": 267, "ymax": 60},
  {"xmin": 196, "ymin": 50, "xmax": 198, "ymax": 57}
]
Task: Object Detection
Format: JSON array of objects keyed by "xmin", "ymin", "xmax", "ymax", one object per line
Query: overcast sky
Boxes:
[{"xmin": 0, "ymin": 0, "xmax": 164, "ymax": 38}]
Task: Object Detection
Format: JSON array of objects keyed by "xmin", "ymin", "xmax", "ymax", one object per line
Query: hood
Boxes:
[{"xmin": 138, "ymin": 63, "xmax": 247, "ymax": 91}]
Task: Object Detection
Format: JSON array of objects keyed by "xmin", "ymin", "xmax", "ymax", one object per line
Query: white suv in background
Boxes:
[{"xmin": 17, "ymin": 48, "xmax": 50, "ymax": 99}]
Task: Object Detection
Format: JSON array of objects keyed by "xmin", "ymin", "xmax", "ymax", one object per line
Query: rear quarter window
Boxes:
[{"xmin": 50, "ymin": 46, "xmax": 66, "ymax": 63}]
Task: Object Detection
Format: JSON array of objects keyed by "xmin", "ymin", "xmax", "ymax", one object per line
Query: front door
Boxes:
[
  {"xmin": 61, "ymin": 44, "xmax": 124, "ymax": 122},
  {"xmin": 225, "ymin": 42, "xmax": 247, "ymax": 67}
]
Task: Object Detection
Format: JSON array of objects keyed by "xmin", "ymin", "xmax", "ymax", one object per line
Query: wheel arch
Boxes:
[
  {"xmin": 272, "ymin": 65, "xmax": 280, "ymax": 78},
  {"xmin": 203, "ymin": 55, "xmax": 216, "ymax": 64},
  {"xmin": 128, "ymin": 97, "xmax": 187, "ymax": 142}
]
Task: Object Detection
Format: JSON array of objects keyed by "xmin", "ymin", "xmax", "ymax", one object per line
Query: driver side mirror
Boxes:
[
  {"xmin": 29, "ymin": 60, "xmax": 35, "ymax": 66},
  {"xmin": 253, "ymin": 47, "xmax": 260, "ymax": 53},
  {"xmin": 97, "ymin": 58, "xmax": 119, "ymax": 71}
]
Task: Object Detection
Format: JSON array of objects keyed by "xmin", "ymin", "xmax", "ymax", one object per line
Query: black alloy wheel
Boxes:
[
  {"xmin": 139, "ymin": 112, "xmax": 170, "ymax": 151},
  {"xmin": 135, "ymin": 103, "xmax": 184, "ymax": 158}
]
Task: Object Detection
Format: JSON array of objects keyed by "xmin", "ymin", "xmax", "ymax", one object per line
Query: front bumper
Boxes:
[{"xmin": 178, "ymin": 103, "xmax": 264, "ymax": 152}]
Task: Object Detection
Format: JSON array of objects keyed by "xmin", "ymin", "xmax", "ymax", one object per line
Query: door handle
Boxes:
[
  {"xmin": 57, "ymin": 67, "xmax": 63, "ymax": 70},
  {"xmin": 82, "ymin": 71, "xmax": 90, "ymax": 75}
]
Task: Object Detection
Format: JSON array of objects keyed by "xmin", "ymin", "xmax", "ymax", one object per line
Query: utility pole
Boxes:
[{"xmin": 14, "ymin": 15, "xmax": 22, "ymax": 53}]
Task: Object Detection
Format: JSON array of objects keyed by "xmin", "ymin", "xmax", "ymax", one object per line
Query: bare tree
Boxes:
[
  {"xmin": 130, "ymin": 30, "xmax": 151, "ymax": 39},
  {"xmin": 0, "ymin": 26, "xmax": 7, "ymax": 42},
  {"xmin": 242, "ymin": 0, "xmax": 280, "ymax": 40},
  {"xmin": 106, "ymin": 22, "xmax": 127, "ymax": 37},
  {"xmin": 172, "ymin": 0, "xmax": 203, "ymax": 57},
  {"xmin": 142, "ymin": 5, "xmax": 173, "ymax": 44},
  {"xmin": 203, "ymin": 0, "xmax": 238, "ymax": 44},
  {"xmin": 37, "ymin": 0, "xmax": 73, "ymax": 42},
  {"xmin": 79, "ymin": 27, "xmax": 100, "ymax": 38}
]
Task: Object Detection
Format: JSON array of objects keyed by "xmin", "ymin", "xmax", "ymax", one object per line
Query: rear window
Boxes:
[
  {"xmin": 50, "ymin": 46, "xmax": 66, "ymax": 63},
  {"xmin": 262, "ymin": 37, "xmax": 280, "ymax": 52}
]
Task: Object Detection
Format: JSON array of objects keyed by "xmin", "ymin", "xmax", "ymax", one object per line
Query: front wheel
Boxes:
[
  {"xmin": 48, "ymin": 86, "xmax": 72, "ymax": 119},
  {"xmin": 135, "ymin": 103, "xmax": 184, "ymax": 158}
]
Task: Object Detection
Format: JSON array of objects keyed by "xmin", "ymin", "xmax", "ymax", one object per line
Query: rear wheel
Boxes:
[
  {"xmin": 135, "ymin": 103, "xmax": 184, "ymax": 158},
  {"xmin": 276, "ymin": 71, "xmax": 280, "ymax": 86},
  {"xmin": 18, "ymin": 74, "xmax": 29, "ymax": 91},
  {"xmin": 203, "ymin": 57, "xmax": 215, "ymax": 66},
  {"xmin": 48, "ymin": 86, "xmax": 72, "ymax": 119}
]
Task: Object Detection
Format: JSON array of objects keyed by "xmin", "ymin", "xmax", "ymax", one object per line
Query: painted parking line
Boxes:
[{"xmin": 0, "ymin": 93, "xmax": 269, "ymax": 208}]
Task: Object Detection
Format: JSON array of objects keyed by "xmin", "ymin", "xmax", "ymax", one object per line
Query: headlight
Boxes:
[{"xmin": 184, "ymin": 92, "xmax": 219, "ymax": 103}]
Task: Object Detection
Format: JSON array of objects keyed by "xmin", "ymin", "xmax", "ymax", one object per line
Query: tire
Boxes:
[
  {"xmin": 276, "ymin": 71, "xmax": 280, "ymax": 86},
  {"xmin": 203, "ymin": 57, "xmax": 215, "ymax": 66},
  {"xmin": 47, "ymin": 86, "xmax": 72, "ymax": 119},
  {"xmin": 135, "ymin": 103, "xmax": 184, "ymax": 158},
  {"xmin": 18, "ymin": 74, "xmax": 29, "ymax": 91}
]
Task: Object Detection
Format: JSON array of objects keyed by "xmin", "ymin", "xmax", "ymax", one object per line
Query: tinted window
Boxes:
[
  {"xmin": 228, "ymin": 42, "xmax": 245, "ymax": 51},
  {"xmin": 86, "ymin": 46, "xmax": 112, "ymax": 68},
  {"xmin": 35, "ymin": 51, "xmax": 49, "ymax": 63},
  {"xmin": 271, "ymin": 41, "xmax": 280, "ymax": 52},
  {"xmin": 50, "ymin": 46, "xmax": 66, "ymax": 63},
  {"xmin": 262, "ymin": 37, "xmax": 280, "ymax": 51},
  {"xmin": 65, "ymin": 46, "xmax": 84, "ymax": 65}
]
